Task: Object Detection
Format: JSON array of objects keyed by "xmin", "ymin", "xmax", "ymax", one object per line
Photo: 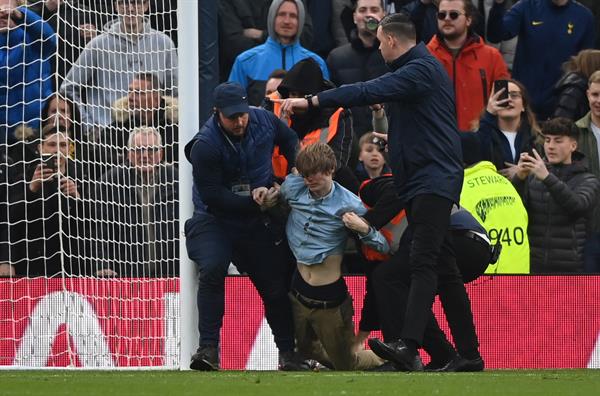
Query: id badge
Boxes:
[{"xmin": 231, "ymin": 183, "xmax": 251, "ymax": 196}]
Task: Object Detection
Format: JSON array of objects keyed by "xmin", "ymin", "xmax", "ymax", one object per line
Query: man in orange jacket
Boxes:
[{"xmin": 427, "ymin": 0, "xmax": 509, "ymax": 131}]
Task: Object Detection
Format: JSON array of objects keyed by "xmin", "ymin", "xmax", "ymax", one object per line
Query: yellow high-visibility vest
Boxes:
[{"xmin": 460, "ymin": 161, "xmax": 530, "ymax": 274}]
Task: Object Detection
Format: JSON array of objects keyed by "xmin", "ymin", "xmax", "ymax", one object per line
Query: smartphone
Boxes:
[
  {"xmin": 493, "ymin": 80, "xmax": 509, "ymax": 106},
  {"xmin": 41, "ymin": 153, "xmax": 56, "ymax": 170}
]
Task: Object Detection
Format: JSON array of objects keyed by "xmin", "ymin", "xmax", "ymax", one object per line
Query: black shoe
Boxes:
[
  {"xmin": 278, "ymin": 351, "xmax": 311, "ymax": 371},
  {"xmin": 367, "ymin": 361, "xmax": 399, "ymax": 372},
  {"xmin": 190, "ymin": 345, "xmax": 219, "ymax": 371},
  {"xmin": 440, "ymin": 356, "xmax": 484, "ymax": 372},
  {"xmin": 367, "ymin": 338, "xmax": 424, "ymax": 372}
]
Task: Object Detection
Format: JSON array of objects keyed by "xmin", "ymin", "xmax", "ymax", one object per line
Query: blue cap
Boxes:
[{"xmin": 213, "ymin": 82, "xmax": 250, "ymax": 117}]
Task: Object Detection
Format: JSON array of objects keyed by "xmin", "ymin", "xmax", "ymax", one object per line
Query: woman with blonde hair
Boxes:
[{"xmin": 553, "ymin": 49, "xmax": 600, "ymax": 121}]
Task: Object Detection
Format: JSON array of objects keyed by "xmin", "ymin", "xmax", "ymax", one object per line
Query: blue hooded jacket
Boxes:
[
  {"xmin": 318, "ymin": 43, "xmax": 464, "ymax": 204},
  {"xmin": 228, "ymin": 0, "xmax": 328, "ymax": 106},
  {"xmin": 185, "ymin": 107, "xmax": 299, "ymax": 220},
  {"xmin": 0, "ymin": 7, "xmax": 56, "ymax": 142},
  {"xmin": 487, "ymin": 0, "xmax": 595, "ymax": 119}
]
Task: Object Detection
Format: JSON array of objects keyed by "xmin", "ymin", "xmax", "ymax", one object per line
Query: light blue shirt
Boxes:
[{"xmin": 280, "ymin": 174, "xmax": 389, "ymax": 265}]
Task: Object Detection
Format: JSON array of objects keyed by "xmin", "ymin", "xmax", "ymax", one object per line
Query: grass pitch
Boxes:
[{"xmin": 1, "ymin": 370, "xmax": 598, "ymax": 396}]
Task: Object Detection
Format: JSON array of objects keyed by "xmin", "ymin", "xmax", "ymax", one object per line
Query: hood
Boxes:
[
  {"xmin": 103, "ymin": 17, "xmax": 152, "ymax": 42},
  {"xmin": 112, "ymin": 95, "xmax": 179, "ymax": 124},
  {"xmin": 267, "ymin": 0, "xmax": 305, "ymax": 44},
  {"xmin": 277, "ymin": 58, "xmax": 329, "ymax": 97}
]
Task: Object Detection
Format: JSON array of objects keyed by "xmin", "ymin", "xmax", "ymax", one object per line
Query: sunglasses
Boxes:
[{"xmin": 437, "ymin": 11, "xmax": 465, "ymax": 21}]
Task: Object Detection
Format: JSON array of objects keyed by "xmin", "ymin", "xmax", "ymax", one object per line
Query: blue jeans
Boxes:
[{"xmin": 185, "ymin": 212, "xmax": 296, "ymax": 352}]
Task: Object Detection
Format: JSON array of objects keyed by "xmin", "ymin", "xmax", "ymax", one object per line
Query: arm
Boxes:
[
  {"xmin": 162, "ymin": 36, "xmax": 179, "ymax": 97},
  {"xmin": 318, "ymin": 63, "xmax": 438, "ymax": 109},
  {"xmin": 342, "ymin": 212, "xmax": 390, "ymax": 254},
  {"xmin": 487, "ymin": 0, "xmax": 522, "ymax": 43},
  {"xmin": 228, "ymin": 56, "xmax": 248, "ymax": 88},
  {"xmin": 543, "ymin": 173, "xmax": 600, "ymax": 216},
  {"xmin": 371, "ymin": 105, "xmax": 388, "ymax": 133},
  {"xmin": 60, "ymin": 41, "xmax": 97, "ymax": 119},
  {"xmin": 327, "ymin": 109, "xmax": 353, "ymax": 169},
  {"xmin": 191, "ymin": 141, "xmax": 263, "ymax": 215}
]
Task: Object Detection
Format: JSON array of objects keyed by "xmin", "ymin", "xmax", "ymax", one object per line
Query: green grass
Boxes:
[{"xmin": 1, "ymin": 370, "xmax": 599, "ymax": 396}]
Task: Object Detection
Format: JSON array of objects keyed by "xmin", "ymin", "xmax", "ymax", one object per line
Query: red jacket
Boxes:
[{"xmin": 427, "ymin": 34, "xmax": 509, "ymax": 131}]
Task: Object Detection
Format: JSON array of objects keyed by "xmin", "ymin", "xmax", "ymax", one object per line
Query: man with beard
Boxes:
[{"xmin": 427, "ymin": 0, "xmax": 509, "ymax": 131}]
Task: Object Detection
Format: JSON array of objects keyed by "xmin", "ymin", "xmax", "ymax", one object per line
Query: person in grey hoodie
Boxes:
[
  {"xmin": 228, "ymin": 0, "xmax": 328, "ymax": 106},
  {"xmin": 60, "ymin": 0, "xmax": 177, "ymax": 133}
]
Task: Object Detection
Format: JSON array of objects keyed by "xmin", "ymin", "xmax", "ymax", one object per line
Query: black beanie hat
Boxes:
[{"xmin": 277, "ymin": 58, "xmax": 325, "ymax": 98}]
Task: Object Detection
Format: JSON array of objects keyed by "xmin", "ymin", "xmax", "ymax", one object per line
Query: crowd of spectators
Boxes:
[
  {"xmin": 1, "ymin": 0, "xmax": 600, "ymax": 278},
  {"xmin": 0, "ymin": 0, "xmax": 179, "ymax": 278}
]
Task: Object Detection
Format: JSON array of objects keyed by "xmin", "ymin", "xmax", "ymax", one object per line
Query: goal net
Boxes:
[{"xmin": 0, "ymin": 0, "xmax": 180, "ymax": 368}]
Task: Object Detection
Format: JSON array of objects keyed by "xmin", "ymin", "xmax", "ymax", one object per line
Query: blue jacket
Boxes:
[
  {"xmin": 229, "ymin": 36, "xmax": 329, "ymax": 106},
  {"xmin": 487, "ymin": 0, "xmax": 595, "ymax": 119},
  {"xmin": 0, "ymin": 8, "xmax": 56, "ymax": 142},
  {"xmin": 318, "ymin": 43, "xmax": 464, "ymax": 204},
  {"xmin": 185, "ymin": 107, "xmax": 299, "ymax": 220}
]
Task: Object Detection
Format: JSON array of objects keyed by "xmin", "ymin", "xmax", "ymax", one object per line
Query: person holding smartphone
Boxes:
[
  {"xmin": 5, "ymin": 124, "xmax": 85, "ymax": 277},
  {"xmin": 472, "ymin": 78, "xmax": 541, "ymax": 179}
]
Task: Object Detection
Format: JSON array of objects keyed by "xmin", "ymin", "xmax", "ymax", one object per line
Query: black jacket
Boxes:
[
  {"xmin": 513, "ymin": 153, "xmax": 600, "ymax": 273},
  {"xmin": 96, "ymin": 165, "xmax": 179, "ymax": 277},
  {"xmin": 319, "ymin": 43, "xmax": 464, "ymax": 204},
  {"xmin": 326, "ymin": 31, "xmax": 388, "ymax": 136},
  {"xmin": 552, "ymin": 71, "xmax": 589, "ymax": 121},
  {"xmin": 475, "ymin": 111, "xmax": 538, "ymax": 170}
]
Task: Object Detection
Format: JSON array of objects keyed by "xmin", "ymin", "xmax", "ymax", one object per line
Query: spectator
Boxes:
[
  {"xmin": 0, "ymin": 0, "xmax": 56, "ymax": 143},
  {"xmin": 305, "ymin": 0, "xmax": 349, "ymax": 59},
  {"xmin": 575, "ymin": 70, "xmax": 600, "ymax": 272},
  {"xmin": 327, "ymin": 0, "xmax": 389, "ymax": 138},
  {"xmin": 218, "ymin": 0, "xmax": 315, "ymax": 81},
  {"xmin": 487, "ymin": 0, "xmax": 596, "ymax": 120},
  {"xmin": 513, "ymin": 117, "xmax": 599, "ymax": 273},
  {"xmin": 267, "ymin": 58, "xmax": 355, "ymax": 191},
  {"xmin": 61, "ymin": 0, "xmax": 178, "ymax": 133},
  {"xmin": 257, "ymin": 143, "xmax": 388, "ymax": 370},
  {"xmin": 473, "ymin": 0, "xmax": 518, "ymax": 71},
  {"xmin": 427, "ymin": 0, "xmax": 509, "ymax": 131},
  {"xmin": 0, "ymin": 149, "xmax": 18, "ymax": 277},
  {"xmin": 96, "ymin": 126, "xmax": 178, "ymax": 277},
  {"xmin": 265, "ymin": 69, "xmax": 287, "ymax": 96},
  {"xmin": 27, "ymin": 0, "xmax": 104, "ymax": 85},
  {"xmin": 459, "ymin": 132, "xmax": 530, "ymax": 273},
  {"xmin": 553, "ymin": 49, "xmax": 600, "ymax": 121},
  {"xmin": 105, "ymin": 72, "xmax": 178, "ymax": 166},
  {"xmin": 578, "ymin": 0, "xmax": 600, "ymax": 49},
  {"xmin": 473, "ymin": 79, "xmax": 541, "ymax": 178},
  {"xmin": 4, "ymin": 125, "xmax": 87, "ymax": 277},
  {"xmin": 354, "ymin": 132, "xmax": 391, "ymax": 182},
  {"xmin": 185, "ymin": 82, "xmax": 306, "ymax": 371},
  {"xmin": 401, "ymin": 0, "xmax": 440, "ymax": 44},
  {"xmin": 228, "ymin": 0, "xmax": 329, "ymax": 106}
]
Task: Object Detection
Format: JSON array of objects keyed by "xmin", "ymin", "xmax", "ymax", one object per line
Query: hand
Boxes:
[
  {"xmin": 371, "ymin": 132, "xmax": 388, "ymax": 143},
  {"xmin": 0, "ymin": 263, "xmax": 15, "ymax": 277},
  {"xmin": 486, "ymin": 87, "xmax": 510, "ymax": 115},
  {"xmin": 342, "ymin": 212, "xmax": 370, "ymax": 235},
  {"xmin": 499, "ymin": 162, "xmax": 519, "ymax": 179},
  {"xmin": 518, "ymin": 149, "xmax": 549, "ymax": 181},
  {"xmin": 273, "ymin": 97, "xmax": 311, "ymax": 115},
  {"xmin": 60, "ymin": 177, "xmax": 80, "ymax": 198},
  {"xmin": 262, "ymin": 184, "xmax": 280, "ymax": 209},
  {"xmin": 243, "ymin": 28, "xmax": 263, "ymax": 40},
  {"xmin": 29, "ymin": 164, "xmax": 56, "ymax": 193},
  {"xmin": 79, "ymin": 23, "xmax": 97, "ymax": 41},
  {"xmin": 252, "ymin": 187, "xmax": 269, "ymax": 206},
  {"xmin": 45, "ymin": 0, "xmax": 62, "ymax": 12}
]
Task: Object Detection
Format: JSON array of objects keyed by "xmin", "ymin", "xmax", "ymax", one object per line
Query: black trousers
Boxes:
[{"xmin": 372, "ymin": 194, "xmax": 480, "ymax": 360}]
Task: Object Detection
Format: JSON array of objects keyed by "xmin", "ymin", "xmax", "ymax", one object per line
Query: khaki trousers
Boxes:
[{"xmin": 289, "ymin": 293, "xmax": 383, "ymax": 370}]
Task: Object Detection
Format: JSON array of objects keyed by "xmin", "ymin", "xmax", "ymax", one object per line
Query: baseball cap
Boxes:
[{"xmin": 213, "ymin": 82, "xmax": 250, "ymax": 117}]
